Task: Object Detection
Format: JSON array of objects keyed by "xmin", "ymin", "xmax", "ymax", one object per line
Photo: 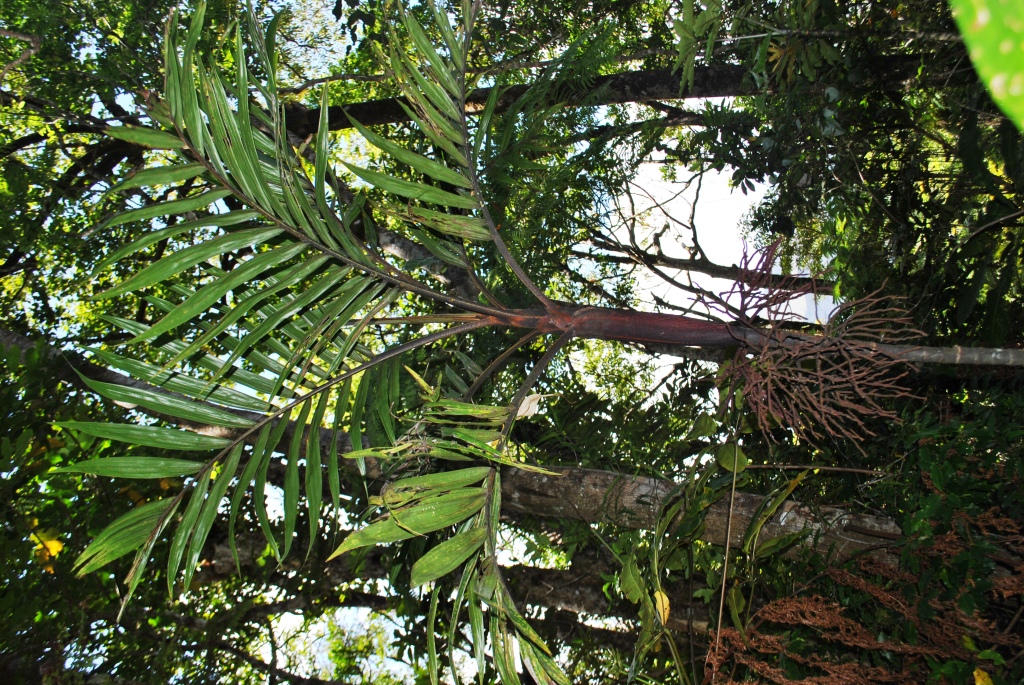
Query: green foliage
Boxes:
[
  {"xmin": 3, "ymin": 0, "xmax": 1024, "ymax": 682},
  {"xmin": 952, "ymin": 0, "xmax": 1024, "ymax": 130}
]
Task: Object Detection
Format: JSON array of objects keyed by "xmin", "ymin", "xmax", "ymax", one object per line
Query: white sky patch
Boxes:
[{"xmin": 622, "ymin": 161, "xmax": 834, "ymax": 323}]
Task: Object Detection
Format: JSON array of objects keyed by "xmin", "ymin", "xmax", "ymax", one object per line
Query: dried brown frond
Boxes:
[{"xmin": 713, "ymin": 241, "xmax": 922, "ymax": 444}]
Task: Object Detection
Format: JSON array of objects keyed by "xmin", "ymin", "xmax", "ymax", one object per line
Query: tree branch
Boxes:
[
  {"xmin": 284, "ymin": 66, "xmax": 750, "ymax": 137},
  {"xmin": 571, "ymin": 248, "xmax": 827, "ymax": 291}
]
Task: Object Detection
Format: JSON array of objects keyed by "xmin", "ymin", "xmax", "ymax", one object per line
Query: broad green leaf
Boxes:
[
  {"xmin": 755, "ymin": 530, "xmax": 808, "ymax": 558},
  {"xmin": 715, "ymin": 442, "xmax": 748, "ymax": 473},
  {"xmin": 119, "ymin": 497, "xmax": 180, "ymax": 618},
  {"xmin": 348, "ymin": 367, "xmax": 370, "ymax": 475},
  {"xmin": 397, "ymin": 100, "xmax": 470, "ymax": 168},
  {"xmin": 394, "ymin": 205, "xmax": 490, "ymax": 240},
  {"xmin": 467, "ymin": 583, "xmax": 486, "ymax": 685},
  {"xmin": 344, "ymin": 163, "xmax": 478, "ymax": 210},
  {"xmin": 229, "ymin": 424, "xmax": 272, "ymax": 573},
  {"xmin": 78, "ymin": 374, "xmax": 255, "ymax": 428},
  {"xmin": 101, "ymin": 188, "xmax": 233, "ymax": 231},
  {"xmin": 53, "ymin": 457, "xmax": 203, "ymax": 479},
  {"xmin": 85, "ymin": 348, "xmax": 270, "ymax": 412},
  {"xmin": 305, "ymin": 387, "xmax": 329, "ymax": 548},
  {"xmin": 54, "ymin": 422, "xmax": 231, "ymax": 451},
  {"xmin": 327, "ymin": 488, "xmax": 486, "ymax": 560},
  {"xmin": 406, "ymin": 226, "xmax": 468, "ymax": 266},
  {"xmin": 95, "ymin": 226, "xmax": 282, "ymax": 299},
  {"xmin": 93, "ymin": 210, "xmax": 260, "ymax": 273},
  {"xmin": 952, "ymin": 0, "xmax": 1024, "ymax": 130},
  {"xmin": 132, "ymin": 241, "xmax": 307, "ymax": 343},
  {"xmin": 685, "ymin": 412, "xmax": 718, "ymax": 441},
  {"xmin": 427, "ymin": 585, "xmax": 440, "ymax": 685},
  {"xmin": 742, "ymin": 470, "xmax": 808, "ymax": 555},
  {"xmin": 388, "ymin": 466, "xmax": 493, "ymax": 493},
  {"xmin": 402, "ymin": 11, "xmax": 461, "ymax": 98},
  {"xmin": 410, "ymin": 526, "xmax": 487, "ymax": 587},
  {"xmin": 473, "ymin": 75, "xmax": 501, "ymax": 159},
  {"xmin": 393, "ymin": 46, "xmax": 463, "ymax": 123},
  {"xmin": 490, "ymin": 618, "xmax": 523, "ymax": 685},
  {"xmin": 254, "ymin": 410, "xmax": 292, "ymax": 561},
  {"xmin": 424, "ymin": 399, "xmax": 508, "ymax": 421},
  {"xmin": 619, "ymin": 555, "xmax": 644, "ymax": 603},
  {"xmin": 430, "ymin": 1, "xmax": 462, "ymax": 71},
  {"xmin": 520, "ymin": 639, "xmax": 571, "ymax": 685},
  {"xmin": 449, "ymin": 555, "xmax": 478, "ymax": 681},
  {"xmin": 110, "ymin": 163, "xmax": 207, "ymax": 192},
  {"xmin": 305, "ymin": 390, "xmax": 331, "ymax": 557},
  {"xmin": 491, "ymin": 598, "xmax": 552, "ymax": 656},
  {"xmin": 283, "ymin": 399, "xmax": 313, "ymax": 560},
  {"xmin": 100, "ymin": 316, "xmax": 281, "ymax": 398},
  {"xmin": 105, "ymin": 124, "xmax": 186, "ymax": 149},
  {"xmin": 727, "ymin": 584, "xmax": 746, "ymax": 639},
  {"xmin": 75, "ymin": 498, "xmax": 175, "ymax": 576},
  {"xmin": 327, "ymin": 377, "xmax": 352, "ymax": 521},
  {"xmin": 350, "ymin": 118, "xmax": 472, "ymax": 189},
  {"xmin": 487, "ymin": 470, "xmax": 501, "ymax": 557}
]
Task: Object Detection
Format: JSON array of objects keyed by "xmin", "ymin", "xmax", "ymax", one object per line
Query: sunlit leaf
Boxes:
[
  {"xmin": 54, "ymin": 422, "xmax": 231, "ymax": 451},
  {"xmin": 94, "ymin": 226, "xmax": 281, "ymax": 299},
  {"xmin": 105, "ymin": 124, "xmax": 186, "ymax": 149},
  {"xmin": 327, "ymin": 488, "xmax": 486, "ymax": 560},
  {"xmin": 109, "ymin": 163, "xmax": 207, "ymax": 192},
  {"xmin": 75, "ymin": 498, "xmax": 176, "ymax": 576},
  {"xmin": 410, "ymin": 526, "xmax": 487, "ymax": 587},
  {"xmin": 53, "ymin": 457, "xmax": 203, "ymax": 479},
  {"xmin": 101, "ymin": 188, "xmax": 233, "ymax": 231},
  {"xmin": 344, "ymin": 163, "xmax": 478, "ymax": 210},
  {"xmin": 77, "ymin": 374, "xmax": 255, "ymax": 428}
]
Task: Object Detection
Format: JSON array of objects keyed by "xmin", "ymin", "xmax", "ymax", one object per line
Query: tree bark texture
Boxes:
[
  {"xmin": 500, "ymin": 466, "xmax": 901, "ymax": 562},
  {"xmin": 283, "ymin": 66, "xmax": 749, "ymax": 137}
]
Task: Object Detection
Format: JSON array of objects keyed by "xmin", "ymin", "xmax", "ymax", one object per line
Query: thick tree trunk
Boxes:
[
  {"xmin": 283, "ymin": 55, "xmax": 927, "ymax": 137},
  {"xmin": 284, "ymin": 66, "xmax": 749, "ymax": 137},
  {"xmin": 491, "ymin": 305, "xmax": 738, "ymax": 347},
  {"xmin": 500, "ymin": 466, "xmax": 900, "ymax": 562}
]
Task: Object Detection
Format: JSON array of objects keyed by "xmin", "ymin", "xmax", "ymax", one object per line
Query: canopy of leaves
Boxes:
[{"xmin": 1, "ymin": 1, "xmax": 1022, "ymax": 684}]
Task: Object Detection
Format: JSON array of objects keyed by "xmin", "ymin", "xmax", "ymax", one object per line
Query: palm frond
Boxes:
[{"xmin": 65, "ymin": 0, "xmax": 571, "ymax": 679}]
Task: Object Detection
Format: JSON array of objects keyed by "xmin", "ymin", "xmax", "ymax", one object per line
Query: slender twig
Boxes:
[
  {"xmin": 744, "ymin": 464, "xmax": 885, "ymax": 476},
  {"xmin": 964, "ymin": 208, "xmax": 1024, "ymax": 242},
  {"xmin": 501, "ymin": 331, "xmax": 573, "ymax": 444},
  {"xmin": 464, "ymin": 331, "xmax": 541, "ymax": 400},
  {"xmin": 0, "ymin": 30, "xmax": 41, "ymax": 84}
]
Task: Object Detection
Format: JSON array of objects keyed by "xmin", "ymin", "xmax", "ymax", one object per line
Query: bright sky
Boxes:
[{"xmin": 625, "ymin": 162, "xmax": 832, "ymax": 323}]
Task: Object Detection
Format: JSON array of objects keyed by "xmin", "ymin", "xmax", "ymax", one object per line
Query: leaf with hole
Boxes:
[{"xmin": 715, "ymin": 442, "xmax": 748, "ymax": 473}]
